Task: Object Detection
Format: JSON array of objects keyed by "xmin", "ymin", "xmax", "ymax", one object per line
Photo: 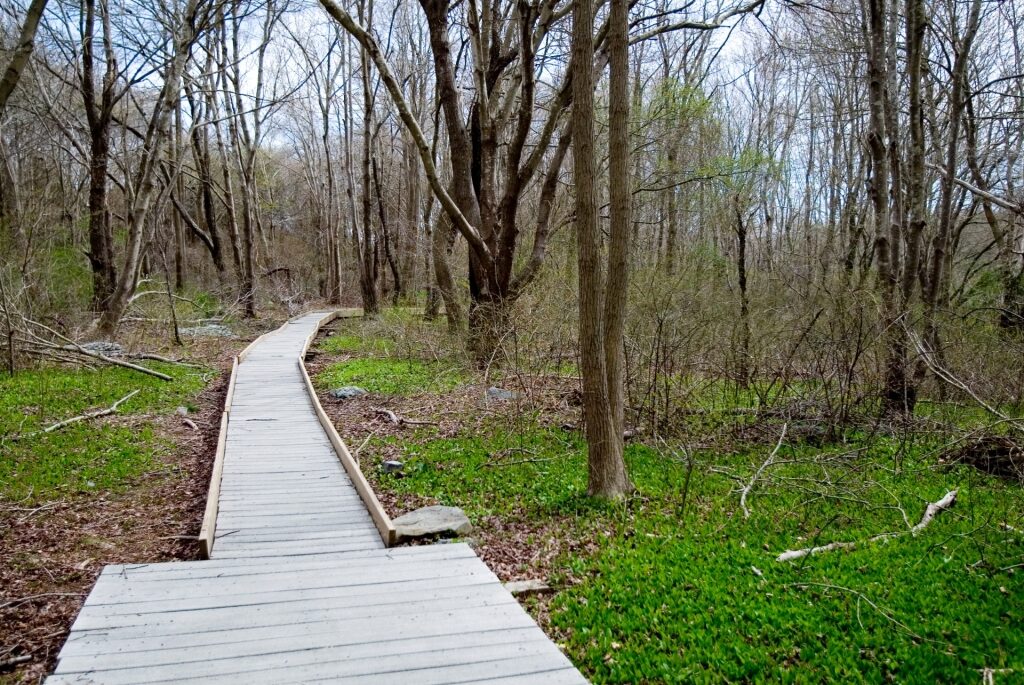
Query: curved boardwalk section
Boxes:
[{"xmin": 45, "ymin": 312, "xmax": 588, "ymax": 685}]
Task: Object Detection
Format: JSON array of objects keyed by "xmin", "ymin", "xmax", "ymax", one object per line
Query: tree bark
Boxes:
[
  {"xmin": 0, "ymin": 0, "xmax": 49, "ymax": 111},
  {"xmin": 82, "ymin": 0, "xmax": 117, "ymax": 315},
  {"xmin": 573, "ymin": 0, "xmax": 633, "ymax": 499}
]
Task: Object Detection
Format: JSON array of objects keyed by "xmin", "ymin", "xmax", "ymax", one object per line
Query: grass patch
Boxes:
[
  {"xmin": 318, "ymin": 358, "xmax": 464, "ymax": 395},
  {"xmin": 372, "ymin": 422, "xmax": 1024, "ymax": 682},
  {"xmin": 377, "ymin": 428, "xmax": 596, "ymax": 519},
  {"xmin": 321, "ymin": 333, "xmax": 392, "ymax": 356},
  {"xmin": 0, "ymin": 363, "xmax": 208, "ymax": 502}
]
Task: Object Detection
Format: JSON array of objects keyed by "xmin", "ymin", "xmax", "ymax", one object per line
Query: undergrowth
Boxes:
[
  {"xmin": 371, "ymin": 424, "xmax": 1024, "ymax": 683},
  {"xmin": 0, "ymin": 363, "xmax": 208, "ymax": 502},
  {"xmin": 317, "ymin": 311, "xmax": 1024, "ymax": 684}
]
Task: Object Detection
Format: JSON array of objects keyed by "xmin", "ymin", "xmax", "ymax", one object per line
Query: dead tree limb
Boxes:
[
  {"xmin": 371, "ymin": 406, "xmax": 438, "ymax": 427},
  {"xmin": 777, "ymin": 490, "xmax": 958, "ymax": 562},
  {"xmin": 6, "ymin": 310, "xmax": 174, "ymax": 381},
  {"xmin": 910, "ymin": 330, "xmax": 1023, "ymax": 435},
  {"xmin": 13, "ymin": 390, "xmax": 139, "ymax": 440},
  {"xmin": 740, "ymin": 423, "xmax": 787, "ymax": 519},
  {"xmin": 57, "ymin": 344, "xmax": 173, "ymax": 381}
]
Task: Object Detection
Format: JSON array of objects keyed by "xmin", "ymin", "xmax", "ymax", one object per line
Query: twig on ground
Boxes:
[
  {"xmin": 11, "ymin": 390, "xmax": 139, "ymax": 441},
  {"xmin": 786, "ymin": 582, "xmax": 926, "ymax": 641},
  {"xmin": 0, "ymin": 654, "xmax": 31, "ymax": 669},
  {"xmin": 483, "ymin": 456, "xmax": 559, "ymax": 468},
  {"xmin": 128, "ymin": 353, "xmax": 204, "ymax": 368},
  {"xmin": 777, "ymin": 490, "xmax": 958, "ymax": 562},
  {"xmin": 371, "ymin": 406, "xmax": 438, "ymax": 427},
  {"xmin": 980, "ymin": 668, "xmax": 1015, "ymax": 685},
  {"xmin": 0, "ymin": 593, "xmax": 85, "ymax": 610},
  {"xmin": 740, "ymin": 423, "xmax": 788, "ymax": 519},
  {"xmin": 14, "ymin": 501, "xmax": 59, "ymax": 524},
  {"xmin": 355, "ymin": 427, "xmax": 381, "ymax": 457}
]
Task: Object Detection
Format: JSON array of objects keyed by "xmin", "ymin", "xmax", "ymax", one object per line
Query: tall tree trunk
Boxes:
[
  {"xmin": 734, "ymin": 201, "xmax": 751, "ymax": 388},
  {"xmin": 186, "ymin": 74, "xmax": 226, "ymax": 277},
  {"xmin": 82, "ymin": 0, "xmax": 116, "ymax": 315},
  {"xmin": 172, "ymin": 101, "xmax": 186, "ymax": 291},
  {"xmin": 97, "ymin": 0, "xmax": 204, "ymax": 334},
  {"xmin": 357, "ymin": 0, "xmax": 380, "ymax": 315},
  {"xmin": 573, "ymin": 0, "xmax": 633, "ymax": 499},
  {"xmin": 372, "ymin": 155, "xmax": 401, "ymax": 303},
  {"xmin": 918, "ymin": 0, "xmax": 982, "ymax": 379},
  {"xmin": 431, "ymin": 205, "xmax": 463, "ymax": 332}
]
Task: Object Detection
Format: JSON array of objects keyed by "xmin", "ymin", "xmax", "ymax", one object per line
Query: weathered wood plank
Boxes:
[
  {"xmin": 96, "ymin": 544, "xmax": 475, "ymax": 579},
  {"xmin": 55, "ymin": 605, "xmax": 541, "ymax": 673},
  {"xmin": 62, "ymin": 593, "xmax": 524, "ymax": 656},
  {"xmin": 71, "ymin": 575, "xmax": 500, "ymax": 632}
]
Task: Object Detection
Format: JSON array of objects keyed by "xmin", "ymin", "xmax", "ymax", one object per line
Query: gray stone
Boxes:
[
  {"xmin": 381, "ymin": 460, "xmax": 404, "ymax": 474},
  {"xmin": 81, "ymin": 341, "xmax": 124, "ymax": 357},
  {"xmin": 175, "ymin": 406, "xmax": 189, "ymax": 416},
  {"xmin": 486, "ymin": 386, "xmax": 519, "ymax": 401},
  {"xmin": 329, "ymin": 386, "xmax": 367, "ymax": 399},
  {"xmin": 180, "ymin": 324, "xmax": 235, "ymax": 338},
  {"xmin": 393, "ymin": 505, "xmax": 473, "ymax": 540},
  {"xmin": 504, "ymin": 579, "xmax": 552, "ymax": 597}
]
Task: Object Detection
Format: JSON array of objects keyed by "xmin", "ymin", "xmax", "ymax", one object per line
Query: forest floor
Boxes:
[
  {"xmin": 311, "ymin": 310, "xmax": 1024, "ymax": 685},
  {"xmin": 0, "ymin": 316, "xmax": 283, "ymax": 684}
]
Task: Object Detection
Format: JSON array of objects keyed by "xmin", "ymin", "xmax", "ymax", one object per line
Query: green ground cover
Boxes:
[
  {"xmin": 0, "ymin": 363, "xmax": 208, "ymax": 502},
  {"xmin": 376, "ymin": 426, "xmax": 1024, "ymax": 683},
  {"xmin": 317, "ymin": 315, "xmax": 1024, "ymax": 684}
]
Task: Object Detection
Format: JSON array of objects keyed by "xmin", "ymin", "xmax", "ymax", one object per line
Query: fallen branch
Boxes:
[
  {"xmin": 777, "ymin": 490, "xmax": 958, "ymax": 562},
  {"xmin": 0, "ymin": 593, "xmax": 85, "ymax": 610},
  {"xmin": 128, "ymin": 352, "xmax": 204, "ymax": 368},
  {"xmin": 12, "ymin": 390, "xmax": 139, "ymax": 441},
  {"xmin": 0, "ymin": 654, "xmax": 30, "ymax": 669},
  {"xmin": 59, "ymin": 344, "xmax": 172, "ymax": 381},
  {"xmin": 8, "ymin": 310, "xmax": 173, "ymax": 381},
  {"xmin": 786, "ymin": 582, "xmax": 926, "ymax": 641},
  {"xmin": 371, "ymin": 406, "xmax": 438, "ymax": 427},
  {"xmin": 910, "ymin": 331, "xmax": 1023, "ymax": 435},
  {"xmin": 740, "ymin": 423, "xmax": 787, "ymax": 519}
]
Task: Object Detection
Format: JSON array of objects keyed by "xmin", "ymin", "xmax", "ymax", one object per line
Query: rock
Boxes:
[
  {"xmin": 393, "ymin": 505, "xmax": 473, "ymax": 540},
  {"xmin": 329, "ymin": 386, "xmax": 367, "ymax": 399},
  {"xmin": 381, "ymin": 460, "xmax": 404, "ymax": 474},
  {"xmin": 80, "ymin": 341, "xmax": 124, "ymax": 357},
  {"xmin": 486, "ymin": 386, "xmax": 519, "ymax": 401},
  {"xmin": 180, "ymin": 324, "xmax": 235, "ymax": 338},
  {"xmin": 504, "ymin": 579, "xmax": 552, "ymax": 597},
  {"xmin": 176, "ymin": 406, "xmax": 189, "ymax": 416}
]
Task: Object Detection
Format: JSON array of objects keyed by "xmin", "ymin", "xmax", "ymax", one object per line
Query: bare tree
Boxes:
[{"xmin": 0, "ymin": 0, "xmax": 48, "ymax": 110}]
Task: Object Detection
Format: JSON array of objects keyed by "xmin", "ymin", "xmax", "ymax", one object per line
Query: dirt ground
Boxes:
[{"xmin": 0, "ymin": 345, "xmax": 236, "ymax": 684}]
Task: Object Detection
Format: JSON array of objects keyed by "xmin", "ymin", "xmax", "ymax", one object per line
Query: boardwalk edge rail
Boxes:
[
  {"xmin": 299, "ymin": 310, "xmax": 398, "ymax": 547},
  {"xmin": 197, "ymin": 309, "xmax": 397, "ymax": 558},
  {"xmin": 197, "ymin": 355, "xmax": 237, "ymax": 559}
]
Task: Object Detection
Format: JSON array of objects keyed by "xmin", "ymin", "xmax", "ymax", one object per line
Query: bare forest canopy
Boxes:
[{"xmin": 1, "ymin": 0, "xmax": 1023, "ymax": 486}]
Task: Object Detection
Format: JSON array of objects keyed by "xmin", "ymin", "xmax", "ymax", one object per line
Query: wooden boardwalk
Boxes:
[{"xmin": 46, "ymin": 312, "xmax": 588, "ymax": 684}]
